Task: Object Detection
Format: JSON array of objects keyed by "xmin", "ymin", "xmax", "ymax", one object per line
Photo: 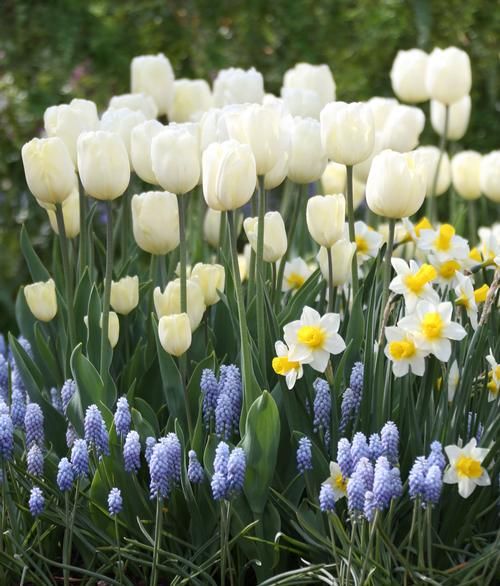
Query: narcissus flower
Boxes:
[
  {"xmin": 348, "ymin": 221, "xmax": 383, "ymax": 264},
  {"xmin": 443, "ymin": 438, "xmax": 490, "ymax": 498},
  {"xmin": 389, "ymin": 259, "xmax": 439, "ymax": 311},
  {"xmin": 454, "ymin": 273, "xmax": 480, "ymax": 329},
  {"xmin": 323, "ymin": 461, "xmax": 348, "ymax": 501},
  {"xmin": 418, "ymin": 224, "xmax": 469, "ymax": 261},
  {"xmin": 485, "ymin": 350, "xmax": 500, "ymax": 402},
  {"xmin": 384, "ymin": 326, "xmax": 427, "ymax": 377},
  {"xmin": 272, "ymin": 341, "xmax": 303, "ymax": 390},
  {"xmin": 398, "ymin": 301, "xmax": 466, "ymax": 362},
  {"xmin": 282, "ymin": 258, "xmax": 312, "ymax": 292},
  {"xmin": 284, "ymin": 306, "xmax": 346, "ymax": 373},
  {"xmin": 429, "ymin": 256, "xmax": 463, "ymax": 289}
]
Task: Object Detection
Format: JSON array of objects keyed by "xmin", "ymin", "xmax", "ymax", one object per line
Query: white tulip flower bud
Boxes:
[
  {"xmin": 451, "ymin": 151, "xmax": 482, "ymax": 201},
  {"xmin": 306, "ymin": 194, "xmax": 346, "ymax": 248},
  {"xmin": 130, "ymin": 120, "xmax": 164, "ymax": 184},
  {"xmin": 108, "ymin": 93, "xmax": 158, "ymax": 119},
  {"xmin": 191, "ymin": 263, "xmax": 225, "ymax": 306},
  {"xmin": 202, "ymin": 140, "xmax": 257, "ymax": 211},
  {"xmin": 243, "ymin": 211, "xmax": 288, "ymax": 263},
  {"xmin": 154, "ymin": 278, "xmax": 206, "ymax": 332},
  {"xmin": 366, "ymin": 150, "xmax": 426, "ymax": 218},
  {"xmin": 84, "ymin": 312, "xmax": 120, "ymax": 348},
  {"xmin": 46, "ymin": 186, "xmax": 80, "ymax": 238},
  {"xmin": 288, "ymin": 117, "xmax": 327, "ymax": 183},
  {"xmin": 367, "ymin": 97, "xmax": 400, "ymax": 130},
  {"xmin": 480, "ymin": 151, "xmax": 500, "ymax": 203},
  {"xmin": 131, "ymin": 53, "xmax": 174, "ymax": 116},
  {"xmin": 77, "ymin": 131, "xmax": 130, "ymax": 200},
  {"xmin": 317, "ymin": 240, "xmax": 357, "ymax": 286},
  {"xmin": 22, "ymin": 137, "xmax": 76, "ymax": 205},
  {"xmin": 426, "ymin": 47, "xmax": 472, "ymax": 105},
  {"xmin": 382, "ymin": 105, "xmax": 425, "ymax": 152},
  {"xmin": 283, "ymin": 63, "xmax": 336, "ymax": 109},
  {"xmin": 168, "ymin": 79, "xmax": 213, "ymax": 122},
  {"xmin": 390, "ymin": 49, "xmax": 430, "ymax": 103},
  {"xmin": 203, "ymin": 208, "xmax": 222, "ymax": 248},
  {"xmin": 24, "ymin": 278, "xmax": 58, "ymax": 322},
  {"xmin": 110, "ymin": 275, "xmax": 139, "ymax": 315},
  {"xmin": 320, "ymin": 102, "xmax": 375, "ymax": 165},
  {"xmin": 100, "ymin": 107, "xmax": 147, "ymax": 164},
  {"xmin": 430, "ymin": 95, "xmax": 471, "ymax": 141},
  {"xmin": 158, "ymin": 313, "xmax": 192, "ymax": 357},
  {"xmin": 151, "ymin": 125, "xmax": 200, "ymax": 194},
  {"xmin": 131, "ymin": 191, "xmax": 179, "ymax": 255},
  {"xmin": 281, "ymin": 87, "xmax": 322, "ymax": 119},
  {"xmin": 412, "ymin": 146, "xmax": 451, "ymax": 197},
  {"xmin": 213, "ymin": 67, "xmax": 264, "ymax": 107}
]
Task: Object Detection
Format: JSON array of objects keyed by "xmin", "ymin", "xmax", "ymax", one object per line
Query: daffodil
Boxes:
[
  {"xmin": 284, "ymin": 306, "xmax": 346, "ymax": 373},
  {"xmin": 419, "ymin": 223, "xmax": 469, "ymax": 261},
  {"xmin": 272, "ymin": 340, "xmax": 303, "ymax": 390},
  {"xmin": 429, "ymin": 255, "xmax": 463, "ymax": 289},
  {"xmin": 346, "ymin": 220, "xmax": 383, "ymax": 264},
  {"xmin": 478, "ymin": 225, "xmax": 500, "ymax": 267},
  {"xmin": 323, "ymin": 461, "xmax": 347, "ymax": 501},
  {"xmin": 486, "ymin": 350, "xmax": 500, "ymax": 402},
  {"xmin": 454, "ymin": 272, "xmax": 479, "ymax": 329},
  {"xmin": 282, "ymin": 257, "xmax": 312, "ymax": 293},
  {"xmin": 447, "ymin": 360, "xmax": 460, "ymax": 401},
  {"xmin": 389, "ymin": 258, "xmax": 439, "ymax": 311},
  {"xmin": 403, "ymin": 216, "xmax": 433, "ymax": 242},
  {"xmin": 398, "ymin": 300, "xmax": 466, "ymax": 362},
  {"xmin": 384, "ymin": 326, "xmax": 427, "ymax": 377},
  {"xmin": 443, "ymin": 438, "xmax": 490, "ymax": 498}
]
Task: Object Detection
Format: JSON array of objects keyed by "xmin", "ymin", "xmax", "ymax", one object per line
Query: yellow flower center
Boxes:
[
  {"xmin": 272, "ymin": 356, "xmax": 299, "ymax": 375},
  {"xmin": 355, "ymin": 236, "xmax": 368, "ymax": 254},
  {"xmin": 487, "ymin": 379, "xmax": 499, "ymax": 395},
  {"xmin": 474, "ymin": 284, "xmax": 489, "ymax": 304},
  {"xmin": 455, "ymin": 455, "xmax": 482, "ymax": 479},
  {"xmin": 469, "ymin": 248, "xmax": 482, "ymax": 263},
  {"xmin": 438, "ymin": 260, "xmax": 460, "ymax": 280},
  {"xmin": 434, "ymin": 224, "xmax": 455, "ymax": 252},
  {"xmin": 414, "ymin": 217, "xmax": 432, "ymax": 238},
  {"xmin": 334, "ymin": 473, "xmax": 347, "ymax": 493},
  {"xmin": 455, "ymin": 293, "xmax": 470, "ymax": 309},
  {"xmin": 389, "ymin": 339, "xmax": 416, "ymax": 360},
  {"xmin": 297, "ymin": 325, "xmax": 326, "ymax": 349},
  {"xmin": 421, "ymin": 312, "xmax": 444, "ymax": 340},
  {"xmin": 286, "ymin": 272, "xmax": 305, "ymax": 290},
  {"xmin": 404, "ymin": 264, "xmax": 437, "ymax": 294}
]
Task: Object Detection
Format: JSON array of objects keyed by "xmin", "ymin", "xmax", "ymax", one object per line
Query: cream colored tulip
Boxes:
[
  {"xmin": 317, "ymin": 240, "xmax": 357, "ymax": 286},
  {"xmin": 24, "ymin": 279, "xmax": 58, "ymax": 322},
  {"xmin": 109, "ymin": 93, "xmax": 158, "ymax": 119},
  {"xmin": 306, "ymin": 194, "xmax": 345, "ymax": 248},
  {"xmin": 46, "ymin": 186, "xmax": 80, "ymax": 238},
  {"xmin": 168, "ymin": 79, "xmax": 213, "ymax": 122},
  {"xmin": 151, "ymin": 125, "xmax": 200, "ymax": 194},
  {"xmin": 412, "ymin": 146, "xmax": 451, "ymax": 197},
  {"xmin": 77, "ymin": 131, "xmax": 130, "ymax": 201},
  {"xmin": 281, "ymin": 87, "xmax": 322, "ymax": 119},
  {"xmin": 100, "ymin": 107, "xmax": 147, "ymax": 164},
  {"xmin": 321, "ymin": 162, "xmax": 346, "ymax": 194},
  {"xmin": 84, "ymin": 312, "xmax": 120, "ymax": 348},
  {"xmin": 480, "ymin": 151, "xmax": 500, "ymax": 203},
  {"xmin": 431, "ymin": 95, "xmax": 471, "ymax": 141},
  {"xmin": 213, "ymin": 67, "xmax": 264, "ymax": 107},
  {"xmin": 367, "ymin": 97, "xmax": 400, "ymax": 130},
  {"xmin": 243, "ymin": 211, "xmax": 287, "ymax": 263},
  {"xmin": 191, "ymin": 263, "xmax": 225, "ymax": 306},
  {"xmin": 44, "ymin": 99, "xmax": 99, "ymax": 164},
  {"xmin": 283, "ymin": 63, "xmax": 336, "ymax": 108},
  {"xmin": 158, "ymin": 313, "xmax": 192, "ymax": 356},
  {"xmin": 287, "ymin": 117, "xmax": 327, "ymax": 183},
  {"xmin": 203, "ymin": 208, "xmax": 222, "ymax": 248},
  {"xmin": 382, "ymin": 105, "xmax": 425, "ymax": 152},
  {"xmin": 320, "ymin": 102, "xmax": 374, "ymax": 165},
  {"xmin": 451, "ymin": 151, "xmax": 482, "ymax": 201},
  {"xmin": 131, "ymin": 191, "xmax": 179, "ymax": 255},
  {"xmin": 110, "ymin": 276, "xmax": 139, "ymax": 315},
  {"xmin": 22, "ymin": 137, "xmax": 76, "ymax": 205},
  {"xmin": 154, "ymin": 278, "xmax": 206, "ymax": 332},
  {"xmin": 264, "ymin": 148, "xmax": 289, "ymax": 190},
  {"xmin": 131, "ymin": 53, "xmax": 174, "ymax": 116},
  {"xmin": 366, "ymin": 150, "xmax": 426, "ymax": 218},
  {"xmin": 202, "ymin": 140, "xmax": 256, "ymax": 211},
  {"xmin": 426, "ymin": 47, "xmax": 472, "ymax": 105},
  {"xmin": 130, "ymin": 120, "xmax": 164, "ymax": 184},
  {"xmin": 390, "ymin": 49, "xmax": 430, "ymax": 103}
]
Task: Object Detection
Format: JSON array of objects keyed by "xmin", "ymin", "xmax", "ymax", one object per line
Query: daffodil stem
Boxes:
[
  {"xmin": 55, "ymin": 204, "xmax": 77, "ymax": 358},
  {"xmin": 327, "ymin": 245, "xmax": 334, "ymax": 313},
  {"xmin": 256, "ymin": 175, "xmax": 267, "ymax": 384},
  {"xmin": 381, "ymin": 218, "xmax": 395, "ymax": 324},
  {"xmin": 150, "ymin": 496, "xmax": 162, "ymax": 586},
  {"xmin": 100, "ymin": 201, "xmax": 113, "ymax": 380},
  {"xmin": 114, "ymin": 516, "xmax": 123, "ymax": 584},
  {"xmin": 429, "ymin": 105, "xmax": 449, "ymax": 224},
  {"xmin": 346, "ymin": 165, "xmax": 359, "ymax": 297},
  {"xmin": 426, "ymin": 506, "xmax": 433, "ymax": 572}
]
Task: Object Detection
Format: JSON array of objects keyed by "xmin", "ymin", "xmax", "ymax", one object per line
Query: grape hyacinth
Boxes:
[
  {"xmin": 381, "ymin": 421, "xmax": 399, "ymax": 465},
  {"xmin": 108, "ymin": 487, "xmax": 123, "ymax": 516},
  {"xmin": 215, "ymin": 365, "xmax": 242, "ymax": 440},
  {"xmin": 123, "ymin": 430, "xmax": 141, "ymax": 473},
  {"xmin": 61, "ymin": 379, "xmax": 77, "ymax": 414},
  {"xmin": 0, "ymin": 354, "xmax": 8, "ymax": 403},
  {"xmin": 351, "ymin": 432, "xmax": 370, "ymax": 468},
  {"xmin": 354, "ymin": 457, "xmax": 374, "ymax": 491},
  {"xmin": 66, "ymin": 424, "xmax": 78, "ymax": 448},
  {"xmin": 339, "ymin": 388, "xmax": 357, "ymax": 433},
  {"xmin": 50, "ymin": 387, "xmax": 63, "ymax": 413},
  {"xmin": 424, "ymin": 465, "xmax": 443, "ymax": 506},
  {"xmin": 296, "ymin": 437, "xmax": 313, "ymax": 473},
  {"xmin": 84, "ymin": 404, "xmax": 110, "ymax": 456},
  {"xmin": 390, "ymin": 467, "xmax": 403, "ymax": 499},
  {"xmin": 363, "ymin": 490, "xmax": 376, "ymax": 522},
  {"xmin": 0, "ymin": 334, "xmax": 6, "ymax": 358},
  {"xmin": 145, "ymin": 436, "xmax": 156, "ymax": 464},
  {"xmin": 201, "ymin": 368, "xmax": 219, "ymax": 428},
  {"xmin": 369, "ymin": 433, "xmax": 384, "ymax": 461},
  {"xmin": 71, "ymin": 439, "xmax": 89, "ymax": 478},
  {"xmin": 57, "ymin": 457, "xmax": 74, "ymax": 492},
  {"xmin": 24, "ymin": 403, "xmax": 44, "ymax": 448},
  {"xmin": 211, "ymin": 442, "xmax": 246, "ymax": 500},
  {"xmin": 29, "ymin": 486, "xmax": 45, "ymax": 517},
  {"xmin": 187, "ymin": 450, "xmax": 204, "ymax": 484},
  {"xmin": 427, "ymin": 441, "xmax": 446, "ymax": 472},
  {"xmin": 409, "ymin": 457, "xmax": 428, "ymax": 501},
  {"xmin": 319, "ymin": 483, "xmax": 336, "ymax": 513},
  {"xmin": 114, "ymin": 396, "xmax": 131, "ymax": 438},
  {"xmin": 0, "ymin": 413, "xmax": 14, "ymax": 461},
  {"xmin": 27, "ymin": 444, "xmax": 44, "ymax": 477},
  {"xmin": 337, "ymin": 438, "xmax": 353, "ymax": 478},
  {"xmin": 149, "ymin": 434, "xmax": 181, "ymax": 500},
  {"xmin": 10, "ymin": 386, "xmax": 26, "ymax": 429},
  {"xmin": 312, "ymin": 378, "xmax": 331, "ymax": 448},
  {"xmin": 372, "ymin": 457, "xmax": 393, "ymax": 510},
  {"xmin": 339, "ymin": 362, "xmax": 364, "ymax": 432},
  {"xmin": 0, "ymin": 400, "xmax": 8, "ymax": 416},
  {"xmin": 226, "ymin": 447, "xmax": 246, "ymax": 495},
  {"xmin": 347, "ymin": 472, "xmax": 366, "ymax": 513}
]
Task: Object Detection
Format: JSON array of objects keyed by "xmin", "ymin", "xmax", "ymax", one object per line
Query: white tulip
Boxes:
[
  {"xmin": 317, "ymin": 240, "xmax": 357, "ymax": 286},
  {"xmin": 130, "ymin": 120, "xmax": 164, "ymax": 184},
  {"xmin": 46, "ymin": 186, "xmax": 80, "ymax": 238},
  {"xmin": 430, "ymin": 96, "xmax": 471, "ymax": 141},
  {"xmin": 213, "ymin": 67, "xmax": 264, "ymax": 107},
  {"xmin": 100, "ymin": 107, "xmax": 147, "ymax": 163},
  {"xmin": 390, "ymin": 49, "xmax": 430, "ymax": 103},
  {"xmin": 451, "ymin": 151, "xmax": 482, "ymax": 200},
  {"xmin": 283, "ymin": 63, "xmax": 336, "ymax": 108},
  {"xmin": 131, "ymin": 53, "xmax": 174, "ymax": 116},
  {"xmin": 191, "ymin": 263, "xmax": 225, "ymax": 306},
  {"xmin": 426, "ymin": 47, "xmax": 472, "ymax": 105},
  {"xmin": 109, "ymin": 93, "xmax": 158, "ymax": 119},
  {"xmin": 413, "ymin": 146, "xmax": 451, "ymax": 197},
  {"xmin": 110, "ymin": 275, "xmax": 139, "ymax": 315},
  {"xmin": 480, "ymin": 151, "xmax": 500, "ymax": 203},
  {"xmin": 281, "ymin": 87, "xmax": 322, "ymax": 119},
  {"xmin": 154, "ymin": 278, "xmax": 206, "ymax": 332},
  {"xmin": 24, "ymin": 279, "xmax": 58, "ymax": 322},
  {"xmin": 288, "ymin": 117, "xmax": 327, "ymax": 183},
  {"xmin": 243, "ymin": 211, "xmax": 288, "ymax": 263},
  {"xmin": 306, "ymin": 194, "xmax": 345, "ymax": 248},
  {"xmin": 131, "ymin": 191, "xmax": 179, "ymax": 255},
  {"xmin": 168, "ymin": 79, "xmax": 213, "ymax": 122},
  {"xmin": 158, "ymin": 313, "xmax": 192, "ymax": 356},
  {"xmin": 382, "ymin": 105, "xmax": 425, "ymax": 152}
]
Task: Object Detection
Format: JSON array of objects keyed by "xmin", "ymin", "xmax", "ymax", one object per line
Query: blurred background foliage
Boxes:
[{"xmin": 0, "ymin": 0, "xmax": 499, "ymax": 332}]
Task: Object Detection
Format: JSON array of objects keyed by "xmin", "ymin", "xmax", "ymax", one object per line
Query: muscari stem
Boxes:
[
  {"xmin": 346, "ymin": 165, "xmax": 359, "ymax": 297},
  {"xmin": 99, "ymin": 201, "xmax": 113, "ymax": 379},
  {"xmin": 150, "ymin": 496, "xmax": 163, "ymax": 586}
]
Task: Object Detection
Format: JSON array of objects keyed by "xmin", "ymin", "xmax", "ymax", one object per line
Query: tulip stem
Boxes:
[
  {"xmin": 345, "ymin": 165, "xmax": 359, "ymax": 297},
  {"xmin": 77, "ymin": 181, "xmax": 87, "ymax": 280},
  {"xmin": 100, "ymin": 201, "xmax": 113, "ymax": 379},
  {"xmin": 177, "ymin": 194, "xmax": 189, "ymax": 403},
  {"xmin": 429, "ymin": 105, "xmax": 449, "ymax": 223},
  {"xmin": 381, "ymin": 218, "xmax": 395, "ymax": 325},
  {"xmin": 55, "ymin": 204, "xmax": 77, "ymax": 357},
  {"xmin": 256, "ymin": 176, "xmax": 267, "ymax": 384}
]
